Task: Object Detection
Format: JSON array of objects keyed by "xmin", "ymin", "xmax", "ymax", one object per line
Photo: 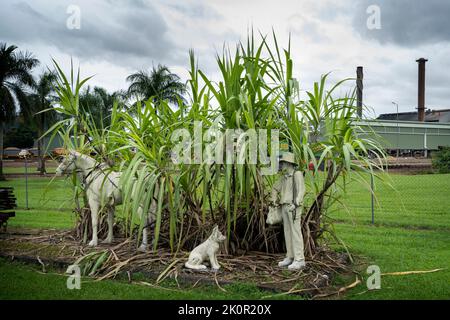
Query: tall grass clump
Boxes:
[{"xmin": 45, "ymin": 31, "xmax": 386, "ymax": 258}]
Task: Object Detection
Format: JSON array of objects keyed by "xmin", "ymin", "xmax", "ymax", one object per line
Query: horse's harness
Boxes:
[
  {"xmin": 63, "ymin": 154, "xmax": 158, "ymax": 208},
  {"xmin": 62, "ymin": 155, "xmax": 119, "ymax": 190}
]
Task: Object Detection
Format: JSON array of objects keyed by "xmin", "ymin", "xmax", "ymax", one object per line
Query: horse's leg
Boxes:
[
  {"xmin": 88, "ymin": 199, "xmax": 99, "ymax": 247},
  {"xmin": 103, "ymin": 206, "xmax": 114, "ymax": 244},
  {"xmin": 137, "ymin": 206, "xmax": 148, "ymax": 252},
  {"xmin": 148, "ymin": 183, "xmax": 159, "ymax": 248},
  {"xmin": 137, "ymin": 193, "xmax": 157, "ymax": 252},
  {"xmin": 147, "ymin": 206, "xmax": 155, "ymax": 248}
]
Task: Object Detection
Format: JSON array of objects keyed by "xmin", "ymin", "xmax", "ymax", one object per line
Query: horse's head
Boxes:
[{"xmin": 55, "ymin": 151, "xmax": 78, "ymax": 176}]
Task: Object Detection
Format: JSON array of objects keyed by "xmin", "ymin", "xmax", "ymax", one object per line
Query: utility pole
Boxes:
[
  {"xmin": 357, "ymin": 66, "xmax": 364, "ymax": 118},
  {"xmin": 392, "ymin": 102, "xmax": 400, "ymax": 158}
]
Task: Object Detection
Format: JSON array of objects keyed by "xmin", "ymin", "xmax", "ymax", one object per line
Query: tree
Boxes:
[
  {"xmin": 80, "ymin": 86, "xmax": 124, "ymax": 128},
  {"xmin": 126, "ymin": 64, "xmax": 186, "ymax": 108},
  {"xmin": 4, "ymin": 120, "xmax": 36, "ymax": 149},
  {"xmin": 432, "ymin": 146, "xmax": 450, "ymax": 173},
  {"xmin": 0, "ymin": 43, "xmax": 39, "ymax": 179},
  {"xmin": 23, "ymin": 71, "xmax": 57, "ymax": 173}
]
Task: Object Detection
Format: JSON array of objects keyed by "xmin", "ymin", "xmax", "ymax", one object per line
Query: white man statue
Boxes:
[{"xmin": 267, "ymin": 151, "xmax": 306, "ymax": 270}]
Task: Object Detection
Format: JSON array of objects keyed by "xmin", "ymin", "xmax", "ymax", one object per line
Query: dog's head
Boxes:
[{"xmin": 210, "ymin": 225, "xmax": 226, "ymax": 243}]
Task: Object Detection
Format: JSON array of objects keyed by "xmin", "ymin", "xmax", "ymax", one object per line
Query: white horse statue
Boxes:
[{"xmin": 56, "ymin": 150, "xmax": 156, "ymax": 250}]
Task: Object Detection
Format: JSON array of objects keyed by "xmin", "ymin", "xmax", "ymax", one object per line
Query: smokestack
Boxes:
[
  {"xmin": 356, "ymin": 66, "xmax": 363, "ymax": 118},
  {"xmin": 416, "ymin": 58, "xmax": 428, "ymax": 122}
]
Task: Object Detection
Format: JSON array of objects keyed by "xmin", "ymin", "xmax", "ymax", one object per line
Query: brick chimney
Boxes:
[{"xmin": 416, "ymin": 58, "xmax": 428, "ymax": 122}]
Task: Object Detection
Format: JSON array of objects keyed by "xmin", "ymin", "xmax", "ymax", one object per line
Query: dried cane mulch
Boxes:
[{"xmin": 0, "ymin": 229, "xmax": 354, "ymax": 297}]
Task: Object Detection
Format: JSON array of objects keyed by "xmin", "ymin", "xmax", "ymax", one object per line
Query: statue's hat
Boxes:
[{"xmin": 279, "ymin": 151, "xmax": 296, "ymax": 165}]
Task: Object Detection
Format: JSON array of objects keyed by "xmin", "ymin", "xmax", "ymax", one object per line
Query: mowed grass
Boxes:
[
  {"xmin": 0, "ymin": 177, "xmax": 76, "ymax": 229},
  {"xmin": 3, "ymin": 159, "xmax": 57, "ymax": 174},
  {"xmin": 0, "ymin": 173, "xmax": 449, "ymax": 299},
  {"xmin": 334, "ymin": 224, "xmax": 449, "ymax": 299},
  {"xmin": 0, "ymin": 258, "xmax": 293, "ymax": 300},
  {"xmin": 3, "ymin": 166, "xmax": 57, "ymax": 174},
  {"xmin": 329, "ymin": 172, "xmax": 450, "ymax": 230},
  {"xmin": 329, "ymin": 172, "xmax": 450, "ymax": 299}
]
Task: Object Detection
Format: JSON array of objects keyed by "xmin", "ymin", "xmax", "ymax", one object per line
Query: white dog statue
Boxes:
[{"xmin": 185, "ymin": 225, "xmax": 226, "ymax": 271}]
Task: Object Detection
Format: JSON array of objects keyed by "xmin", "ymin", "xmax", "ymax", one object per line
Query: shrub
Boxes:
[
  {"xmin": 432, "ymin": 146, "xmax": 450, "ymax": 173},
  {"xmin": 4, "ymin": 124, "xmax": 36, "ymax": 149}
]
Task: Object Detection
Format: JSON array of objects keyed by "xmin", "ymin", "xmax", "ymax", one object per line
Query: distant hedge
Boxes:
[
  {"xmin": 432, "ymin": 146, "xmax": 450, "ymax": 174},
  {"xmin": 4, "ymin": 125, "xmax": 36, "ymax": 149}
]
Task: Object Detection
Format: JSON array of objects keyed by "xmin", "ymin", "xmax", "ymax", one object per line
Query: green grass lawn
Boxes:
[
  {"xmin": 3, "ymin": 166, "xmax": 57, "ymax": 174},
  {"xmin": 329, "ymin": 172, "xmax": 450, "ymax": 230},
  {"xmin": 334, "ymin": 224, "xmax": 449, "ymax": 299},
  {"xmin": 0, "ymin": 173, "xmax": 449, "ymax": 299},
  {"xmin": 0, "ymin": 258, "xmax": 293, "ymax": 300},
  {"xmin": 0, "ymin": 177, "xmax": 76, "ymax": 229}
]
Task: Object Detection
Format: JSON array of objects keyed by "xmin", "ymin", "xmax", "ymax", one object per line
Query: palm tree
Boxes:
[
  {"xmin": 0, "ymin": 43, "xmax": 39, "ymax": 179},
  {"xmin": 126, "ymin": 64, "xmax": 186, "ymax": 108},
  {"xmin": 23, "ymin": 71, "xmax": 57, "ymax": 174},
  {"xmin": 80, "ymin": 86, "xmax": 125, "ymax": 128}
]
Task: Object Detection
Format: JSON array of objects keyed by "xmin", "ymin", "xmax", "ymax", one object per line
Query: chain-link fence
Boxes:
[{"xmin": 331, "ymin": 166, "xmax": 450, "ymax": 230}]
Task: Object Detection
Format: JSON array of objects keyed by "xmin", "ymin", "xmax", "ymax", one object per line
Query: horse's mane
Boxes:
[
  {"xmin": 70, "ymin": 150, "xmax": 110, "ymax": 170},
  {"xmin": 70, "ymin": 150, "xmax": 95, "ymax": 162}
]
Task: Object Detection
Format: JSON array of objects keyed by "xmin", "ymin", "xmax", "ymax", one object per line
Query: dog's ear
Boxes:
[{"xmin": 212, "ymin": 225, "xmax": 219, "ymax": 236}]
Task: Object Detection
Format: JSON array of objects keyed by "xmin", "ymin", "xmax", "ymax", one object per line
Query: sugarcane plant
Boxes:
[
  {"xmin": 282, "ymin": 75, "xmax": 386, "ymax": 257},
  {"xmin": 44, "ymin": 31, "xmax": 386, "ymax": 260},
  {"xmin": 43, "ymin": 59, "xmax": 126, "ymax": 241}
]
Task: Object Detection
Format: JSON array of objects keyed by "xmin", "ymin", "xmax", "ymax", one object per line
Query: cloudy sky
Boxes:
[{"xmin": 1, "ymin": 0, "xmax": 450, "ymax": 117}]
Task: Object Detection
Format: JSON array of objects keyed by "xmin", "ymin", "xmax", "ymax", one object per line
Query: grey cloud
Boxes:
[
  {"xmin": 165, "ymin": 1, "xmax": 222, "ymax": 20},
  {"xmin": 286, "ymin": 13, "xmax": 331, "ymax": 43},
  {"xmin": 0, "ymin": 0, "xmax": 184, "ymax": 68},
  {"xmin": 353, "ymin": 0, "xmax": 450, "ymax": 46}
]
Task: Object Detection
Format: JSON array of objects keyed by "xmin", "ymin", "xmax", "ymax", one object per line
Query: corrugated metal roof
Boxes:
[{"xmin": 378, "ymin": 109, "xmax": 450, "ymax": 122}]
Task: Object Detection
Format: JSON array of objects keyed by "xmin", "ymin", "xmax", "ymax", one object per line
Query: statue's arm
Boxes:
[
  {"xmin": 294, "ymin": 171, "xmax": 306, "ymax": 207},
  {"xmin": 269, "ymin": 177, "xmax": 281, "ymax": 206}
]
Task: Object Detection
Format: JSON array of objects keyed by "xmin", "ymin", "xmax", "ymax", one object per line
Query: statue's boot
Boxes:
[
  {"xmin": 137, "ymin": 244, "xmax": 148, "ymax": 252},
  {"xmin": 288, "ymin": 260, "xmax": 306, "ymax": 270},
  {"xmin": 278, "ymin": 257, "xmax": 294, "ymax": 267}
]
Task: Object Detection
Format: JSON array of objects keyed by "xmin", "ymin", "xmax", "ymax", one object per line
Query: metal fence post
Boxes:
[
  {"xmin": 19, "ymin": 149, "xmax": 30, "ymax": 210},
  {"xmin": 24, "ymin": 156, "xmax": 29, "ymax": 210},
  {"xmin": 371, "ymin": 173, "xmax": 375, "ymax": 224}
]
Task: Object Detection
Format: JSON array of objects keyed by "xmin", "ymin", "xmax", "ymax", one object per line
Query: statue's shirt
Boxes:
[
  {"xmin": 280, "ymin": 172, "xmax": 294, "ymax": 205},
  {"xmin": 271, "ymin": 171, "xmax": 306, "ymax": 207}
]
